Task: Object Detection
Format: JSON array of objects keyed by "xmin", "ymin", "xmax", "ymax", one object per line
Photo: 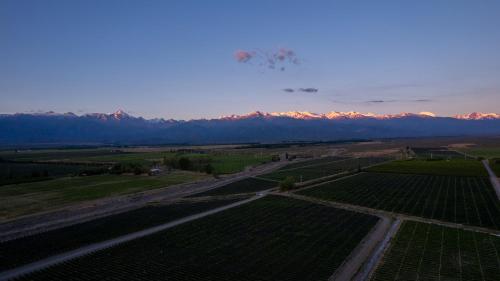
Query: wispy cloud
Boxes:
[
  {"xmin": 282, "ymin": 87, "xmax": 319, "ymax": 93},
  {"xmin": 365, "ymin": 98, "xmax": 432, "ymax": 104},
  {"xmin": 234, "ymin": 48, "xmax": 299, "ymax": 71},
  {"xmin": 299, "ymin": 88, "xmax": 318, "ymax": 93}
]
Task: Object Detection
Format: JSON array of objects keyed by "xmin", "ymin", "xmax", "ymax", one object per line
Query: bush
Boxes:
[
  {"xmin": 204, "ymin": 163, "xmax": 214, "ymax": 174},
  {"xmin": 279, "ymin": 176, "xmax": 296, "ymax": 191},
  {"xmin": 178, "ymin": 157, "xmax": 192, "ymax": 170}
]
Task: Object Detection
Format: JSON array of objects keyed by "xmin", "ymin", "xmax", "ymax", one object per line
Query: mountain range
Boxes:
[{"xmin": 1, "ymin": 110, "xmax": 500, "ymax": 146}]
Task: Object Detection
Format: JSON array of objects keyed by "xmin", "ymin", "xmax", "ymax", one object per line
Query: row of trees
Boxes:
[{"xmin": 163, "ymin": 156, "xmax": 214, "ymax": 174}]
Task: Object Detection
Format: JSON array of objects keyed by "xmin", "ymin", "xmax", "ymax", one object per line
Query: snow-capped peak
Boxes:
[
  {"xmin": 112, "ymin": 109, "xmax": 130, "ymax": 119},
  {"xmin": 454, "ymin": 112, "xmax": 500, "ymax": 120}
]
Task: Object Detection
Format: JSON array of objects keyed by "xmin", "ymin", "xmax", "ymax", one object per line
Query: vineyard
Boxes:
[
  {"xmin": 371, "ymin": 221, "xmax": 500, "ymax": 280},
  {"xmin": 298, "ymin": 172, "xmax": 500, "ymax": 229},
  {"xmin": 276, "ymin": 156, "xmax": 348, "ymax": 170},
  {"xmin": 366, "ymin": 159, "xmax": 488, "ymax": 177},
  {"xmin": 188, "ymin": 177, "xmax": 277, "ymax": 197},
  {"xmin": 0, "ymin": 198, "xmax": 241, "ymax": 271},
  {"xmin": 260, "ymin": 157, "xmax": 387, "ymax": 182},
  {"xmin": 15, "ymin": 196, "xmax": 379, "ymax": 281},
  {"xmin": 411, "ymin": 147, "xmax": 466, "ymax": 159}
]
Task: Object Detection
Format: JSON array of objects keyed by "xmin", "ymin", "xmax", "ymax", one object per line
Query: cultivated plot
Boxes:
[
  {"xmin": 371, "ymin": 221, "xmax": 500, "ymax": 281},
  {"xmin": 0, "ymin": 198, "xmax": 242, "ymax": 271},
  {"xmin": 299, "ymin": 172, "xmax": 500, "ymax": 229},
  {"xmin": 366, "ymin": 159, "xmax": 488, "ymax": 177},
  {"xmin": 412, "ymin": 147, "xmax": 465, "ymax": 159},
  {"xmin": 276, "ymin": 156, "xmax": 347, "ymax": 170},
  {"xmin": 187, "ymin": 177, "xmax": 277, "ymax": 197},
  {"xmin": 15, "ymin": 196, "xmax": 379, "ymax": 281},
  {"xmin": 261, "ymin": 157, "xmax": 387, "ymax": 182}
]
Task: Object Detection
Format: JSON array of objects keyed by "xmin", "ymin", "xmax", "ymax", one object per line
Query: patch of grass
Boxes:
[
  {"xmin": 462, "ymin": 147, "xmax": 500, "ymax": 159},
  {"xmin": 16, "ymin": 196, "xmax": 379, "ymax": 281},
  {"xmin": 0, "ymin": 171, "xmax": 208, "ymax": 220},
  {"xmin": 366, "ymin": 159, "xmax": 488, "ymax": 177}
]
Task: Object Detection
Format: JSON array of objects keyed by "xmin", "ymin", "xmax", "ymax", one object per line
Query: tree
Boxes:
[
  {"xmin": 204, "ymin": 163, "xmax": 214, "ymax": 174},
  {"xmin": 279, "ymin": 176, "xmax": 296, "ymax": 191},
  {"xmin": 178, "ymin": 157, "xmax": 192, "ymax": 170}
]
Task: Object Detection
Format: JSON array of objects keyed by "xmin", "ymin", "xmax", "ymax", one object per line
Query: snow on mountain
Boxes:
[{"xmin": 454, "ymin": 112, "xmax": 500, "ymax": 120}]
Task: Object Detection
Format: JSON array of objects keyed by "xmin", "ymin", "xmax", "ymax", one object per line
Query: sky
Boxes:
[{"xmin": 1, "ymin": 0, "xmax": 500, "ymax": 120}]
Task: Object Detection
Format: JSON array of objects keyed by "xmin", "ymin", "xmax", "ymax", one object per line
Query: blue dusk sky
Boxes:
[{"xmin": 1, "ymin": 0, "xmax": 500, "ymax": 119}]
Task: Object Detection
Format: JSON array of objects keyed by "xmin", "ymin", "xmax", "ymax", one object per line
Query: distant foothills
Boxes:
[{"xmin": 1, "ymin": 110, "xmax": 500, "ymax": 146}]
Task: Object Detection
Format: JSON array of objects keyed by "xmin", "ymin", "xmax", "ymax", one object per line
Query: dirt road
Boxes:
[
  {"xmin": 0, "ymin": 160, "xmax": 287, "ymax": 242},
  {"xmin": 483, "ymin": 159, "xmax": 500, "ymax": 200}
]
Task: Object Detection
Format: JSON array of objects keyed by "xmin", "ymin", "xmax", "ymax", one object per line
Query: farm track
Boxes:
[
  {"xmin": 0, "ymin": 160, "xmax": 289, "ymax": 242},
  {"xmin": 329, "ymin": 216, "xmax": 395, "ymax": 281},
  {"xmin": 483, "ymin": 159, "xmax": 500, "ymax": 200},
  {"xmin": 0, "ymin": 195, "xmax": 263, "ymax": 281}
]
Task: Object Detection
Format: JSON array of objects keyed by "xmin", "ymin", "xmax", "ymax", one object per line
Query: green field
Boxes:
[
  {"xmin": 188, "ymin": 177, "xmax": 278, "ymax": 197},
  {"xmin": 299, "ymin": 172, "xmax": 500, "ymax": 229},
  {"xmin": 366, "ymin": 159, "xmax": 488, "ymax": 177},
  {"xmin": 462, "ymin": 147, "xmax": 500, "ymax": 159},
  {"xmin": 16, "ymin": 196, "xmax": 379, "ymax": 281},
  {"xmin": 0, "ymin": 171, "xmax": 208, "ymax": 220},
  {"xmin": 1, "ymin": 150, "xmax": 272, "ymax": 175},
  {"xmin": 261, "ymin": 157, "xmax": 387, "ymax": 182},
  {"xmin": 0, "ymin": 148, "xmax": 128, "ymax": 161},
  {"xmin": 0, "ymin": 198, "xmax": 242, "ymax": 271},
  {"xmin": 0, "ymin": 162, "xmax": 107, "ymax": 186},
  {"xmin": 372, "ymin": 221, "xmax": 500, "ymax": 281}
]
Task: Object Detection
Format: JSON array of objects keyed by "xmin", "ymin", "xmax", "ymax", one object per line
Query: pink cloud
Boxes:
[{"xmin": 234, "ymin": 50, "xmax": 255, "ymax": 62}]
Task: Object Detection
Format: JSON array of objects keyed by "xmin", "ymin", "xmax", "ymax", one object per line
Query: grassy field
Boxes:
[
  {"xmin": 461, "ymin": 147, "xmax": 500, "ymax": 159},
  {"xmin": 0, "ymin": 171, "xmax": 208, "ymax": 220},
  {"xmin": 366, "ymin": 159, "xmax": 488, "ymax": 177},
  {"xmin": 16, "ymin": 196, "xmax": 379, "ymax": 281},
  {"xmin": 372, "ymin": 221, "xmax": 500, "ymax": 281},
  {"xmin": 188, "ymin": 177, "xmax": 278, "ymax": 197},
  {"xmin": 0, "ymin": 198, "xmax": 242, "ymax": 271},
  {"xmin": 261, "ymin": 157, "xmax": 387, "ymax": 182},
  {"xmin": 0, "ymin": 162, "xmax": 107, "ymax": 186},
  {"xmin": 299, "ymin": 172, "xmax": 500, "ymax": 229},
  {"xmin": 0, "ymin": 148, "xmax": 128, "ymax": 162},
  {"xmin": 2, "ymin": 149, "xmax": 272, "ymax": 174}
]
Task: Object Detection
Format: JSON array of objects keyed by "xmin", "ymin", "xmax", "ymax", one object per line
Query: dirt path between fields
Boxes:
[
  {"xmin": 0, "ymin": 160, "xmax": 288, "ymax": 242},
  {"xmin": 0, "ymin": 195, "xmax": 263, "ymax": 281},
  {"xmin": 483, "ymin": 160, "xmax": 500, "ymax": 200},
  {"xmin": 279, "ymin": 193, "xmax": 500, "ymax": 235},
  {"xmin": 329, "ymin": 216, "xmax": 393, "ymax": 281},
  {"xmin": 354, "ymin": 218, "xmax": 401, "ymax": 281}
]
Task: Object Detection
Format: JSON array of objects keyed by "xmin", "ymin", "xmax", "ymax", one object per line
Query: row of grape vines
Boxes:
[
  {"xmin": 0, "ymin": 198, "xmax": 242, "ymax": 271},
  {"xmin": 372, "ymin": 221, "xmax": 500, "ymax": 280},
  {"xmin": 299, "ymin": 172, "xmax": 500, "ymax": 229},
  {"xmin": 15, "ymin": 196, "xmax": 379, "ymax": 281}
]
